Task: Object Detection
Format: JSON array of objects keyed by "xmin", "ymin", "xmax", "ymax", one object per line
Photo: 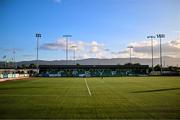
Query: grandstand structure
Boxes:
[
  {"xmin": 0, "ymin": 68, "xmax": 36, "ymax": 79},
  {"xmin": 39, "ymin": 64, "xmax": 149, "ymax": 77}
]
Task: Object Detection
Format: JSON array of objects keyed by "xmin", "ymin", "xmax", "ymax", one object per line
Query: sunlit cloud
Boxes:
[
  {"xmin": 40, "ymin": 38, "xmax": 85, "ymax": 51},
  {"xmin": 41, "ymin": 37, "xmax": 180, "ymax": 60},
  {"xmin": 41, "ymin": 38, "xmax": 110, "ymax": 59},
  {"xmin": 122, "ymin": 39, "xmax": 180, "ymax": 58}
]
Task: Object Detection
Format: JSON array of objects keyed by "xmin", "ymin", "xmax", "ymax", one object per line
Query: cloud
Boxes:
[
  {"xmin": 41, "ymin": 37, "xmax": 180, "ymax": 59},
  {"xmin": 41, "ymin": 38, "xmax": 85, "ymax": 51},
  {"xmin": 41, "ymin": 38, "xmax": 110, "ymax": 59},
  {"xmin": 123, "ymin": 39, "xmax": 180, "ymax": 58},
  {"xmin": 89, "ymin": 41, "xmax": 104, "ymax": 53},
  {"xmin": 161, "ymin": 40, "xmax": 180, "ymax": 57},
  {"xmin": 77, "ymin": 41, "xmax": 110, "ymax": 59},
  {"xmin": 22, "ymin": 54, "xmax": 35, "ymax": 59},
  {"xmin": 22, "ymin": 54, "xmax": 35, "ymax": 57},
  {"xmin": 0, "ymin": 48, "xmax": 23, "ymax": 54},
  {"xmin": 170, "ymin": 40, "xmax": 180, "ymax": 48},
  {"xmin": 41, "ymin": 38, "xmax": 66, "ymax": 50}
]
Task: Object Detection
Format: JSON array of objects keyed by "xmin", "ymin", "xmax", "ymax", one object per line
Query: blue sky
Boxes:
[{"xmin": 0, "ymin": 0, "xmax": 180, "ymax": 61}]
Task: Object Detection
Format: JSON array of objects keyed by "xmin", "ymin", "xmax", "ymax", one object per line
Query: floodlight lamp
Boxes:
[
  {"xmin": 157, "ymin": 34, "xmax": 165, "ymax": 38},
  {"xmin": 147, "ymin": 36, "xmax": 156, "ymax": 39},
  {"xmin": 36, "ymin": 33, "xmax": 41, "ymax": 37},
  {"xmin": 62, "ymin": 35, "xmax": 72, "ymax": 37},
  {"xmin": 127, "ymin": 46, "xmax": 133, "ymax": 48}
]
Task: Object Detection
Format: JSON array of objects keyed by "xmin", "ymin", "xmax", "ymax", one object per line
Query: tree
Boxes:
[
  {"xmin": 76, "ymin": 63, "xmax": 80, "ymax": 66},
  {"xmin": 29, "ymin": 63, "xmax": 37, "ymax": 69},
  {"xmin": 167, "ymin": 66, "xmax": 178, "ymax": 72},
  {"xmin": 21, "ymin": 64, "xmax": 27, "ymax": 69},
  {"xmin": 124, "ymin": 63, "xmax": 133, "ymax": 66},
  {"xmin": 133, "ymin": 63, "xmax": 141, "ymax": 66},
  {"xmin": 154, "ymin": 64, "xmax": 161, "ymax": 71}
]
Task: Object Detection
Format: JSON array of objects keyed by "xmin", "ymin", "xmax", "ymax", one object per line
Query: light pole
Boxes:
[
  {"xmin": 147, "ymin": 35, "xmax": 155, "ymax": 71},
  {"xmin": 13, "ymin": 49, "xmax": 16, "ymax": 69},
  {"xmin": 71, "ymin": 45, "xmax": 77, "ymax": 65},
  {"xmin": 62, "ymin": 35, "xmax": 72, "ymax": 65},
  {"xmin": 35, "ymin": 33, "xmax": 41, "ymax": 74},
  {"xmin": 127, "ymin": 46, "xmax": 133, "ymax": 63},
  {"xmin": 157, "ymin": 34, "xmax": 165, "ymax": 74},
  {"xmin": 3, "ymin": 55, "xmax": 6, "ymax": 68}
]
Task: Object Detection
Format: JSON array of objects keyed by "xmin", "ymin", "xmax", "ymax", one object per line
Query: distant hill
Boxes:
[{"xmin": 0, "ymin": 57, "xmax": 180, "ymax": 67}]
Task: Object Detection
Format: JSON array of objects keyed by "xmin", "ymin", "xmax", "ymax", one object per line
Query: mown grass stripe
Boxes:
[{"xmin": 0, "ymin": 94, "xmax": 88, "ymax": 97}]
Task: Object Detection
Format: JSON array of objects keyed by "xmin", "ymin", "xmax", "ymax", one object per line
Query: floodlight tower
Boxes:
[
  {"xmin": 13, "ymin": 49, "xmax": 16, "ymax": 69},
  {"xmin": 127, "ymin": 46, "xmax": 133, "ymax": 63},
  {"xmin": 35, "ymin": 33, "xmax": 41, "ymax": 74},
  {"xmin": 157, "ymin": 34, "xmax": 165, "ymax": 74},
  {"xmin": 62, "ymin": 35, "xmax": 72, "ymax": 65},
  {"xmin": 3, "ymin": 55, "xmax": 6, "ymax": 68},
  {"xmin": 147, "ymin": 35, "xmax": 156, "ymax": 71},
  {"xmin": 71, "ymin": 45, "xmax": 77, "ymax": 65}
]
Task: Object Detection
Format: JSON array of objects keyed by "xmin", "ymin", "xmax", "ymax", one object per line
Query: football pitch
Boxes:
[{"xmin": 0, "ymin": 77, "xmax": 180, "ymax": 119}]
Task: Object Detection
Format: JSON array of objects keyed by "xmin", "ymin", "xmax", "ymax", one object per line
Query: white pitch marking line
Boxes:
[{"xmin": 84, "ymin": 78, "xmax": 91, "ymax": 96}]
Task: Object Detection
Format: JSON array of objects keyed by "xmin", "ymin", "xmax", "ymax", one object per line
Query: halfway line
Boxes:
[{"xmin": 84, "ymin": 78, "xmax": 92, "ymax": 96}]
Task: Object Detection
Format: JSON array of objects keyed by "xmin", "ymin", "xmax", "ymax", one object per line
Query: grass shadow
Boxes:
[
  {"xmin": 131, "ymin": 88, "xmax": 180, "ymax": 93},
  {"xmin": 0, "ymin": 86, "xmax": 45, "ymax": 90}
]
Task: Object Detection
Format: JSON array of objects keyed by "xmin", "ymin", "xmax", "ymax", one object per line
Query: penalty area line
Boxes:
[{"xmin": 84, "ymin": 78, "xmax": 92, "ymax": 96}]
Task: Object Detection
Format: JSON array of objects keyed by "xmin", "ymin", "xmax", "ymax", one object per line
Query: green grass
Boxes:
[{"xmin": 0, "ymin": 77, "xmax": 180, "ymax": 119}]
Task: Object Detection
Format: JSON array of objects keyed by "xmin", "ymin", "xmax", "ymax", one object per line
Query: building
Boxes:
[{"xmin": 39, "ymin": 64, "xmax": 149, "ymax": 77}]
